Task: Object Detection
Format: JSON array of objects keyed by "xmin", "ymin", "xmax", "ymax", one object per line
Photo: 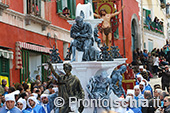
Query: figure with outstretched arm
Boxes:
[
  {"xmin": 48, "ymin": 62, "xmax": 85, "ymax": 113},
  {"xmin": 94, "ymin": 5, "xmax": 125, "ymax": 49}
]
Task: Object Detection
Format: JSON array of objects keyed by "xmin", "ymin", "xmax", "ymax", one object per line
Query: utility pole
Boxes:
[{"xmin": 121, "ymin": 0, "xmax": 126, "ymax": 57}]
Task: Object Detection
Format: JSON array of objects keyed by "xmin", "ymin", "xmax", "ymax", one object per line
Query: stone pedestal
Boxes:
[{"xmin": 52, "ymin": 58, "xmax": 127, "ymax": 113}]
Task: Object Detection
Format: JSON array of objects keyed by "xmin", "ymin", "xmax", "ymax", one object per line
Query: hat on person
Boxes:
[
  {"xmin": 40, "ymin": 94, "xmax": 48, "ymax": 99},
  {"xmin": 52, "ymin": 87, "xmax": 58, "ymax": 93},
  {"xmin": 27, "ymin": 96, "xmax": 39, "ymax": 108},
  {"xmin": 127, "ymin": 89, "xmax": 134, "ymax": 96},
  {"xmin": 32, "ymin": 93, "xmax": 38, "ymax": 99},
  {"xmin": 134, "ymin": 85, "xmax": 140, "ymax": 90},
  {"xmin": 17, "ymin": 98, "xmax": 27, "ymax": 110},
  {"xmin": 139, "ymin": 65, "xmax": 144, "ymax": 69},
  {"xmin": 5, "ymin": 93, "xmax": 15, "ymax": 102},
  {"xmin": 139, "ymin": 81, "xmax": 145, "ymax": 86}
]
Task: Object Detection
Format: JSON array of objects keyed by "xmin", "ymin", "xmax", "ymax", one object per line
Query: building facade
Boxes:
[
  {"xmin": 139, "ymin": 0, "xmax": 167, "ymax": 52},
  {"xmin": 0, "ymin": 0, "xmax": 140, "ymax": 85},
  {"xmin": 0, "ymin": 0, "xmax": 85, "ymax": 85}
]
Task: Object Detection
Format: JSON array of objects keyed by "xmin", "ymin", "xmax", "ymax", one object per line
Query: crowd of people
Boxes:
[
  {"xmin": 1, "ymin": 44, "xmax": 170, "ymax": 113},
  {"xmin": 0, "ymin": 75, "xmax": 59, "ymax": 113}
]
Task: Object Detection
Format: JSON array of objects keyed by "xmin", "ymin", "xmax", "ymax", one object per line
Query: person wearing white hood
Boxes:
[
  {"xmin": 40, "ymin": 94, "xmax": 51, "ymax": 113},
  {"xmin": 0, "ymin": 93, "xmax": 22, "ymax": 113},
  {"xmin": 134, "ymin": 85, "xmax": 144, "ymax": 110},
  {"xmin": 136, "ymin": 74, "xmax": 143, "ymax": 85},
  {"xmin": 126, "ymin": 89, "xmax": 142, "ymax": 113},
  {"xmin": 139, "ymin": 81, "xmax": 145, "ymax": 95},
  {"xmin": 26, "ymin": 96, "xmax": 45, "ymax": 113},
  {"xmin": 142, "ymin": 79, "xmax": 153, "ymax": 96},
  {"xmin": 17, "ymin": 98, "xmax": 30, "ymax": 113}
]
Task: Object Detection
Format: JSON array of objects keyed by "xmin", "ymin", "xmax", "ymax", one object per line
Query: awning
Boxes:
[
  {"xmin": 15, "ymin": 41, "xmax": 52, "ymax": 69},
  {"xmin": 0, "ymin": 49, "xmax": 13, "ymax": 59}
]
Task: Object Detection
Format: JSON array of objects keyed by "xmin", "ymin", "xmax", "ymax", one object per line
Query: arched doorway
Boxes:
[
  {"xmin": 131, "ymin": 14, "xmax": 140, "ymax": 60},
  {"xmin": 131, "ymin": 19, "xmax": 137, "ymax": 52}
]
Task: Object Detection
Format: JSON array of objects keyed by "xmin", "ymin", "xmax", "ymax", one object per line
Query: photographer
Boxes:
[{"xmin": 158, "ymin": 65, "xmax": 170, "ymax": 92}]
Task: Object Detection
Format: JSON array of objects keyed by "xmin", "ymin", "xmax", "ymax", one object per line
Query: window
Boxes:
[
  {"xmin": 0, "ymin": 57, "xmax": 9, "ymax": 76},
  {"xmin": 27, "ymin": 0, "xmax": 41, "ymax": 17},
  {"xmin": 56, "ymin": 0, "xmax": 76, "ymax": 19},
  {"xmin": 143, "ymin": 9, "xmax": 151, "ymax": 24},
  {"xmin": 148, "ymin": 40, "xmax": 153, "ymax": 52}
]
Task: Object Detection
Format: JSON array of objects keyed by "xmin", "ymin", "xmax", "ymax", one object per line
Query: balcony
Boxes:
[
  {"xmin": 25, "ymin": 0, "xmax": 51, "ymax": 31},
  {"xmin": 0, "ymin": 0, "xmax": 9, "ymax": 15},
  {"xmin": 144, "ymin": 19, "xmax": 164, "ymax": 35},
  {"xmin": 160, "ymin": 0, "xmax": 166, "ymax": 9},
  {"xmin": 25, "ymin": 14, "xmax": 51, "ymax": 31}
]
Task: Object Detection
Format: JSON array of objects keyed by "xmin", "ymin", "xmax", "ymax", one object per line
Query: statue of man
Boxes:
[
  {"xmin": 70, "ymin": 16, "xmax": 93, "ymax": 61},
  {"xmin": 48, "ymin": 62, "xmax": 85, "ymax": 113},
  {"xmin": 94, "ymin": 6, "xmax": 125, "ymax": 49}
]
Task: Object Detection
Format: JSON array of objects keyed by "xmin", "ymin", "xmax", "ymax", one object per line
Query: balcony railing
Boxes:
[{"xmin": 144, "ymin": 19, "xmax": 164, "ymax": 35}]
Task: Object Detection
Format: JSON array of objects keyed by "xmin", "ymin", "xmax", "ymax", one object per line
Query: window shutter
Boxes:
[
  {"xmin": 20, "ymin": 50, "xmax": 29, "ymax": 83},
  {"xmin": 57, "ymin": 0, "xmax": 63, "ymax": 13},
  {"xmin": 41, "ymin": 54, "xmax": 50, "ymax": 82},
  {"xmin": 67, "ymin": 0, "xmax": 76, "ymax": 19},
  {"xmin": 145, "ymin": 9, "xmax": 151, "ymax": 18}
]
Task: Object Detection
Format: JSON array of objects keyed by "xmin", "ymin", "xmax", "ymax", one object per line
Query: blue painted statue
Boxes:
[
  {"xmin": 70, "ymin": 16, "xmax": 93, "ymax": 61},
  {"xmin": 110, "ymin": 65, "xmax": 127, "ymax": 98},
  {"xmin": 86, "ymin": 65, "xmax": 127, "ymax": 113},
  {"xmin": 86, "ymin": 70, "xmax": 111, "ymax": 113}
]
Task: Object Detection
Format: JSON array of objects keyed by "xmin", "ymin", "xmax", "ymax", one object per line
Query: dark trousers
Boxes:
[
  {"xmin": 153, "ymin": 65, "xmax": 158, "ymax": 74},
  {"xmin": 162, "ymin": 84, "xmax": 169, "ymax": 92}
]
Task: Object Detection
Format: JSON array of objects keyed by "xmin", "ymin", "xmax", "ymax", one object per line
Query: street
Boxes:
[{"xmin": 149, "ymin": 75, "xmax": 161, "ymax": 89}]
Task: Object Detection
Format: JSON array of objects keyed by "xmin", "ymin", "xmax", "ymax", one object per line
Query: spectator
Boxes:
[
  {"xmin": 134, "ymin": 85, "xmax": 144, "ymax": 109},
  {"xmin": 142, "ymin": 79, "xmax": 153, "ymax": 96},
  {"xmin": 158, "ymin": 65, "xmax": 170, "ymax": 92},
  {"xmin": 1, "ymin": 79, "xmax": 7, "ymax": 88},
  {"xmin": 43, "ymin": 85, "xmax": 53, "ymax": 94},
  {"xmin": 153, "ymin": 54, "xmax": 159, "ymax": 75},
  {"xmin": 62, "ymin": 7, "xmax": 70, "ymax": 18},
  {"xmin": 146, "ymin": 14, "xmax": 151, "ymax": 30},
  {"xmin": 142, "ymin": 90, "xmax": 155, "ymax": 113},
  {"xmin": 40, "ymin": 94, "xmax": 51, "ymax": 113},
  {"xmin": 0, "ymin": 93, "xmax": 22, "ymax": 113},
  {"xmin": 126, "ymin": 89, "xmax": 142, "ymax": 113},
  {"xmin": 136, "ymin": 74, "xmax": 143, "ymax": 85},
  {"xmin": 17, "ymin": 98, "xmax": 29, "ymax": 113},
  {"xmin": 35, "ymin": 75, "xmax": 41, "ymax": 84},
  {"xmin": 27, "ymin": 96, "xmax": 45, "ymax": 113},
  {"xmin": 147, "ymin": 52, "xmax": 153, "ymax": 73},
  {"xmin": 139, "ymin": 81, "xmax": 145, "ymax": 94},
  {"xmin": 163, "ymin": 96, "xmax": 170, "ymax": 113}
]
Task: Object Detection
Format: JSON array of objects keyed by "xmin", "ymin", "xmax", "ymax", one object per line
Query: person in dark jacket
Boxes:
[
  {"xmin": 158, "ymin": 65, "xmax": 170, "ymax": 92},
  {"xmin": 142, "ymin": 90, "xmax": 155, "ymax": 113},
  {"xmin": 163, "ymin": 96, "xmax": 170, "ymax": 113}
]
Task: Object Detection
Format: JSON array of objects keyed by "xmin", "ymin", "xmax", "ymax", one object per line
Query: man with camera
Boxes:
[{"xmin": 158, "ymin": 65, "xmax": 170, "ymax": 92}]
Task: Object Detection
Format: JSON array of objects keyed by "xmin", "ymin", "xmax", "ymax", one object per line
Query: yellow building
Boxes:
[{"xmin": 141, "ymin": 0, "xmax": 167, "ymax": 51}]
